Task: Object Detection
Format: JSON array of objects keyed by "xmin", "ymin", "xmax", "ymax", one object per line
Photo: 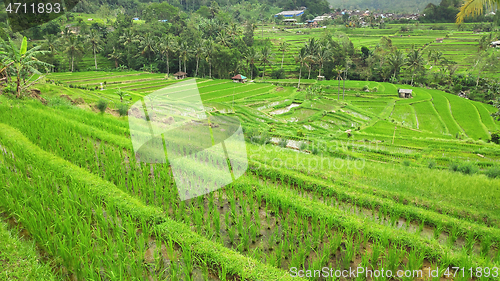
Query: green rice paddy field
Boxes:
[
  {"xmin": 258, "ymin": 22, "xmax": 496, "ymax": 78},
  {"xmin": 1, "ymin": 71, "xmax": 500, "ymax": 280}
]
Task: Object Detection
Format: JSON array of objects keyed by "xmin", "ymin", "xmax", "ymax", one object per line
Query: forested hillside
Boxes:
[{"xmin": 326, "ymin": 0, "xmax": 440, "ymax": 13}]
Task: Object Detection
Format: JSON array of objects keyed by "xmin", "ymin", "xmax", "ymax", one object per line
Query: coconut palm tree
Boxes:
[
  {"xmin": 456, "ymin": 0, "xmax": 498, "ymax": 24},
  {"xmin": 294, "ymin": 47, "xmax": 308, "ymax": 89},
  {"xmin": 0, "ymin": 36, "xmax": 52, "ymax": 97},
  {"xmin": 387, "ymin": 49, "xmax": 406, "ymax": 79},
  {"xmin": 278, "ymin": 40, "xmax": 289, "ymax": 69},
  {"xmin": 108, "ymin": 47, "xmax": 123, "ymax": 68},
  {"xmin": 316, "ymin": 45, "xmax": 329, "ymax": 77},
  {"xmin": 139, "ymin": 33, "xmax": 157, "ymax": 64},
  {"xmin": 406, "ymin": 45, "xmax": 425, "ymax": 86},
  {"xmin": 63, "ymin": 35, "xmax": 84, "ymax": 72},
  {"xmin": 159, "ymin": 34, "xmax": 177, "ymax": 77},
  {"xmin": 260, "ymin": 45, "xmax": 273, "ymax": 80},
  {"xmin": 86, "ymin": 30, "xmax": 102, "ymax": 69},
  {"xmin": 193, "ymin": 40, "xmax": 204, "ymax": 77},
  {"xmin": 204, "ymin": 38, "xmax": 214, "ymax": 78},
  {"xmin": 245, "ymin": 47, "xmax": 260, "ymax": 80},
  {"xmin": 304, "ymin": 38, "xmax": 319, "ymax": 79},
  {"xmin": 333, "ymin": 65, "xmax": 344, "ymax": 101}
]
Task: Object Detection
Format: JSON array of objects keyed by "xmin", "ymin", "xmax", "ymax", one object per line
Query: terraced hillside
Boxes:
[{"xmin": 1, "ymin": 72, "xmax": 500, "ymax": 280}]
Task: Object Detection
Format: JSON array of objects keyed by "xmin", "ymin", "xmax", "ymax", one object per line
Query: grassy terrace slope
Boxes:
[{"xmin": 6, "ymin": 72, "xmax": 499, "ymax": 280}]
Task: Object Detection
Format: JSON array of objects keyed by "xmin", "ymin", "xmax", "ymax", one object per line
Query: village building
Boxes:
[
  {"xmin": 398, "ymin": 89, "xmax": 413, "ymax": 98},
  {"xmin": 173, "ymin": 71, "xmax": 187, "ymax": 80},
  {"xmin": 231, "ymin": 74, "xmax": 247, "ymax": 83},
  {"xmin": 491, "ymin": 40, "xmax": 500, "ymax": 47},
  {"xmin": 275, "ymin": 10, "xmax": 305, "ymax": 17},
  {"xmin": 436, "ymin": 38, "xmax": 444, "ymax": 43},
  {"xmin": 282, "ymin": 18, "xmax": 297, "ymax": 25}
]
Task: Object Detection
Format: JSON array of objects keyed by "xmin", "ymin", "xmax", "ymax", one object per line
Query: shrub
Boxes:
[
  {"xmin": 47, "ymin": 96, "xmax": 72, "ymax": 108},
  {"xmin": 371, "ymin": 87, "xmax": 378, "ymax": 92},
  {"xmin": 402, "ymin": 159, "xmax": 411, "ymax": 166},
  {"xmin": 299, "ymin": 142, "xmax": 307, "ymax": 150},
  {"xmin": 278, "ymin": 138, "xmax": 287, "ymax": 148},
  {"xmin": 485, "ymin": 166, "xmax": 500, "ymax": 178},
  {"xmin": 449, "ymin": 161, "xmax": 460, "ymax": 172},
  {"xmin": 311, "ymin": 147, "xmax": 319, "ymax": 155},
  {"xmin": 117, "ymin": 103, "xmax": 128, "ymax": 117},
  {"xmin": 491, "ymin": 131, "xmax": 500, "ymax": 144},
  {"xmin": 362, "ymin": 85, "xmax": 369, "ymax": 91},
  {"xmin": 297, "ymin": 130, "xmax": 304, "ymax": 137},
  {"xmin": 96, "ymin": 99, "xmax": 108, "ymax": 113},
  {"xmin": 271, "ymin": 68, "xmax": 285, "ymax": 79},
  {"xmin": 427, "ymin": 159, "xmax": 436, "ymax": 169},
  {"xmin": 457, "ymin": 162, "xmax": 479, "ymax": 175}
]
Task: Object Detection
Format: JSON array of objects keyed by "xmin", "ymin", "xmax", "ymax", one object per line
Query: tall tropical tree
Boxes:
[
  {"xmin": 304, "ymin": 38, "xmax": 319, "ymax": 79},
  {"xmin": 138, "ymin": 33, "xmax": 157, "ymax": 64},
  {"xmin": 0, "ymin": 36, "xmax": 52, "ymax": 97},
  {"xmin": 193, "ymin": 40, "xmax": 204, "ymax": 77},
  {"xmin": 294, "ymin": 47, "xmax": 308, "ymax": 89},
  {"xmin": 260, "ymin": 45, "xmax": 273, "ymax": 80},
  {"xmin": 406, "ymin": 46, "xmax": 425, "ymax": 86},
  {"xmin": 316, "ymin": 45, "xmax": 329, "ymax": 77},
  {"xmin": 333, "ymin": 65, "xmax": 344, "ymax": 101},
  {"xmin": 245, "ymin": 47, "xmax": 260, "ymax": 80},
  {"xmin": 456, "ymin": 0, "xmax": 498, "ymax": 24},
  {"xmin": 387, "ymin": 49, "xmax": 406, "ymax": 79},
  {"xmin": 86, "ymin": 30, "xmax": 102, "ymax": 69},
  {"xmin": 108, "ymin": 47, "xmax": 123, "ymax": 68},
  {"xmin": 159, "ymin": 34, "xmax": 177, "ymax": 77},
  {"xmin": 203, "ymin": 39, "xmax": 214, "ymax": 78},
  {"xmin": 278, "ymin": 40, "xmax": 289, "ymax": 69},
  {"xmin": 63, "ymin": 35, "xmax": 84, "ymax": 72}
]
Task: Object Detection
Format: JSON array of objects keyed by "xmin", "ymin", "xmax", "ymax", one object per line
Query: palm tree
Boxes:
[
  {"xmin": 260, "ymin": 45, "xmax": 273, "ymax": 80},
  {"xmin": 294, "ymin": 47, "xmax": 308, "ymax": 89},
  {"xmin": 406, "ymin": 46, "xmax": 425, "ymax": 86},
  {"xmin": 456, "ymin": 0, "xmax": 498, "ymax": 24},
  {"xmin": 204, "ymin": 39, "xmax": 214, "ymax": 78},
  {"xmin": 63, "ymin": 35, "xmax": 84, "ymax": 72},
  {"xmin": 108, "ymin": 47, "xmax": 123, "ymax": 68},
  {"xmin": 387, "ymin": 49, "xmax": 406, "ymax": 79},
  {"xmin": 315, "ymin": 45, "xmax": 329, "ymax": 77},
  {"xmin": 42, "ymin": 34, "xmax": 59, "ymax": 53},
  {"xmin": 159, "ymin": 34, "xmax": 177, "ymax": 77},
  {"xmin": 278, "ymin": 40, "xmax": 289, "ymax": 69},
  {"xmin": 333, "ymin": 65, "xmax": 344, "ymax": 101},
  {"xmin": 193, "ymin": 40, "xmax": 204, "ymax": 77},
  {"xmin": 0, "ymin": 36, "xmax": 52, "ymax": 97},
  {"xmin": 245, "ymin": 47, "xmax": 260, "ymax": 80},
  {"xmin": 86, "ymin": 30, "xmax": 102, "ymax": 69},
  {"xmin": 304, "ymin": 38, "xmax": 319, "ymax": 79},
  {"xmin": 139, "ymin": 33, "xmax": 157, "ymax": 64}
]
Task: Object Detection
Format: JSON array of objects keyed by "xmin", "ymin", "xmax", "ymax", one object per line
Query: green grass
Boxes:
[{"xmin": 0, "ymin": 220, "xmax": 57, "ymax": 281}]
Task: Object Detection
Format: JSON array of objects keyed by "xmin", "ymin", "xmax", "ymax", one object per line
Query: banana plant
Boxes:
[{"xmin": 0, "ymin": 36, "xmax": 52, "ymax": 97}]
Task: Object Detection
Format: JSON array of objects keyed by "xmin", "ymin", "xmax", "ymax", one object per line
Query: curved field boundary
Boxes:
[
  {"xmin": 0, "ymin": 123, "xmax": 305, "ymax": 281},
  {"xmin": 391, "ymin": 103, "xmax": 418, "ymax": 129},
  {"xmin": 428, "ymin": 90, "xmax": 464, "ymax": 136},
  {"xmin": 412, "ymin": 101, "xmax": 446, "ymax": 135},
  {"xmin": 446, "ymin": 93, "xmax": 489, "ymax": 140},
  {"xmin": 471, "ymin": 101, "xmax": 498, "ymax": 132}
]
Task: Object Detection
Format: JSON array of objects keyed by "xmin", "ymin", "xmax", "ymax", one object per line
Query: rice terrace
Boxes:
[{"xmin": 2, "ymin": 0, "xmax": 500, "ymax": 280}]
